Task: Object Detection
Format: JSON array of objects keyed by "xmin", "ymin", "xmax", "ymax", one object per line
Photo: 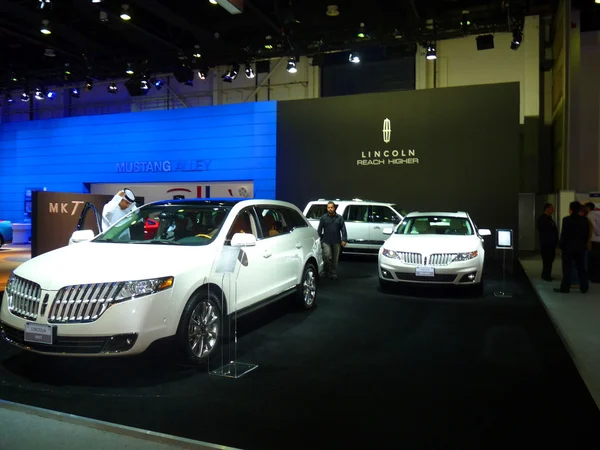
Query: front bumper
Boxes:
[
  {"xmin": 0, "ymin": 288, "xmax": 176, "ymax": 357},
  {"xmin": 379, "ymin": 258, "xmax": 483, "ymax": 285}
]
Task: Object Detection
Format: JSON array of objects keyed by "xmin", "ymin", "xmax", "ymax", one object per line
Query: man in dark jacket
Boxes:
[
  {"xmin": 537, "ymin": 203, "xmax": 558, "ymax": 281},
  {"xmin": 317, "ymin": 202, "xmax": 347, "ymax": 280},
  {"xmin": 556, "ymin": 201, "xmax": 590, "ymax": 293}
]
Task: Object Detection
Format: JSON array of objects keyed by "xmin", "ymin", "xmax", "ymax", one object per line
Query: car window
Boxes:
[
  {"xmin": 226, "ymin": 208, "xmax": 259, "ymax": 242},
  {"xmin": 395, "ymin": 216, "xmax": 473, "ymax": 235},
  {"xmin": 344, "ymin": 205, "xmax": 369, "ymax": 222},
  {"xmin": 371, "ymin": 205, "xmax": 398, "ymax": 223},
  {"xmin": 281, "ymin": 207, "xmax": 308, "ymax": 229},
  {"xmin": 256, "ymin": 206, "xmax": 289, "ymax": 238},
  {"xmin": 96, "ymin": 204, "xmax": 232, "ymax": 246},
  {"xmin": 305, "ymin": 204, "xmax": 327, "ymax": 219}
]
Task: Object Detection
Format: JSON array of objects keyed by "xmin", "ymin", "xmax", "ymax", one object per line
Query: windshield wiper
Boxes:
[{"xmin": 140, "ymin": 240, "xmax": 181, "ymax": 245}]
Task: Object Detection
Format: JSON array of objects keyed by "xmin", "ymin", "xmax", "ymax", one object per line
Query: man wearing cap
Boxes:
[{"xmin": 102, "ymin": 188, "xmax": 137, "ymax": 231}]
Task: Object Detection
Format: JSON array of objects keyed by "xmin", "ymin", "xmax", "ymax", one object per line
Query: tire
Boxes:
[
  {"xmin": 296, "ymin": 262, "xmax": 317, "ymax": 310},
  {"xmin": 176, "ymin": 290, "xmax": 223, "ymax": 365}
]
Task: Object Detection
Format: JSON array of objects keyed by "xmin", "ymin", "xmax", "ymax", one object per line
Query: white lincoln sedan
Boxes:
[
  {"xmin": 0, "ymin": 199, "xmax": 323, "ymax": 365},
  {"xmin": 378, "ymin": 211, "xmax": 491, "ymax": 293}
]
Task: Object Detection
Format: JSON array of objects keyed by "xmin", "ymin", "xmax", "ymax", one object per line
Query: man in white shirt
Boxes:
[{"xmin": 102, "ymin": 188, "xmax": 137, "ymax": 231}]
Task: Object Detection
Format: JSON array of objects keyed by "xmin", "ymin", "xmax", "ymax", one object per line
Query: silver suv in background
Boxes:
[{"xmin": 303, "ymin": 199, "xmax": 404, "ymax": 255}]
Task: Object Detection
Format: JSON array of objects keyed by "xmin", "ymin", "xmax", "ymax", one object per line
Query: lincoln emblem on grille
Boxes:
[{"xmin": 383, "ymin": 118, "xmax": 391, "ymax": 144}]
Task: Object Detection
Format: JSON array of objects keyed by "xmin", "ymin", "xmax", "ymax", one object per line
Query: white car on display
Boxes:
[
  {"xmin": 378, "ymin": 211, "xmax": 491, "ymax": 293},
  {"xmin": 0, "ymin": 199, "xmax": 323, "ymax": 365}
]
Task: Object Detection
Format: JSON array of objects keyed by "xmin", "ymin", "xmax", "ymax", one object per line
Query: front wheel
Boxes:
[
  {"xmin": 296, "ymin": 263, "xmax": 317, "ymax": 309},
  {"xmin": 177, "ymin": 291, "xmax": 223, "ymax": 365}
]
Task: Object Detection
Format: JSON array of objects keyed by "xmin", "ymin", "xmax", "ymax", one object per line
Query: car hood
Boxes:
[
  {"xmin": 13, "ymin": 242, "xmax": 213, "ymax": 291},
  {"xmin": 383, "ymin": 234, "xmax": 482, "ymax": 254}
]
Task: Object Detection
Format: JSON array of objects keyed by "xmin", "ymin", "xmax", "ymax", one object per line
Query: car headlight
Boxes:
[
  {"xmin": 453, "ymin": 251, "xmax": 478, "ymax": 262},
  {"xmin": 382, "ymin": 248, "xmax": 398, "ymax": 259},
  {"xmin": 114, "ymin": 276, "xmax": 174, "ymax": 302},
  {"xmin": 5, "ymin": 273, "xmax": 16, "ymax": 292}
]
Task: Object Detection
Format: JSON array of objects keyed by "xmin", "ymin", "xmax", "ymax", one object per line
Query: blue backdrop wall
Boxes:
[{"xmin": 0, "ymin": 101, "xmax": 277, "ymax": 223}]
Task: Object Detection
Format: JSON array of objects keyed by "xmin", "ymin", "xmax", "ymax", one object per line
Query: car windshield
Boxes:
[
  {"xmin": 395, "ymin": 216, "xmax": 473, "ymax": 236},
  {"xmin": 95, "ymin": 204, "xmax": 232, "ymax": 246}
]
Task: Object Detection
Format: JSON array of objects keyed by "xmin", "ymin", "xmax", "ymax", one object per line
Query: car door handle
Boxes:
[
  {"xmin": 263, "ymin": 251, "xmax": 272, "ymax": 258},
  {"xmin": 295, "ymin": 243, "xmax": 303, "ymax": 249},
  {"xmin": 373, "ymin": 226, "xmax": 380, "ymax": 230}
]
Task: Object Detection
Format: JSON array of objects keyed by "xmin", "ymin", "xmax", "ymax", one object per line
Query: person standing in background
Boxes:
[
  {"xmin": 537, "ymin": 203, "xmax": 558, "ymax": 281},
  {"xmin": 102, "ymin": 188, "xmax": 137, "ymax": 231},
  {"xmin": 555, "ymin": 201, "xmax": 589, "ymax": 294},
  {"xmin": 318, "ymin": 201, "xmax": 347, "ymax": 280}
]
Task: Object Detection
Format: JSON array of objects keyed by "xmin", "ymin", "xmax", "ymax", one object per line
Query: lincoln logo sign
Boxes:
[
  {"xmin": 356, "ymin": 118, "xmax": 419, "ymax": 166},
  {"xmin": 383, "ymin": 118, "xmax": 391, "ymax": 143}
]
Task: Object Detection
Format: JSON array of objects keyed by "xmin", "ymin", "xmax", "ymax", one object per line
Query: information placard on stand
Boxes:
[
  {"xmin": 208, "ymin": 243, "xmax": 258, "ymax": 379},
  {"xmin": 494, "ymin": 229, "xmax": 513, "ymax": 298}
]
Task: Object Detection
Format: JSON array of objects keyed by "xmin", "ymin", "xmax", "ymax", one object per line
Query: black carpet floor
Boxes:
[{"xmin": 0, "ymin": 256, "xmax": 598, "ymax": 450}]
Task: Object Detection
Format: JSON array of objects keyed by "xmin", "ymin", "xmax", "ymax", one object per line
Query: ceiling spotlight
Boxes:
[
  {"xmin": 511, "ymin": 29, "xmax": 523, "ymax": 50},
  {"xmin": 21, "ymin": 92, "xmax": 30, "ymax": 102},
  {"xmin": 35, "ymin": 88, "xmax": 45, "ymax": 100},
  {"xmin": 40, "ymin": 19, "xmax": 52, "ymax": 35},
  {"xmin": 460, "ymin": 10, "xmax": 471, "ymax": 34},
  {"xmin": 193, "ymin": 45, "xmax": 202, "ymax": 59},
  {"xmin": 100, "ymin": 10, "xmax": 108, "ymax": 22},
  {"xmin": 349, "ymin": 52, "xmax": 360, "ymax": 63},
  {"xmin": 64, "ymin": 64, "xmax": 71, "ymax": 81},
  {"xmin": 120, "ymin": 4, "xmax": 132, "ymax": 20},
  {"xmin": 38, "ymin": 0, "xmax": 51, "ymax": 9},
  {"xmin": 209, "ymin": 0, "xmax": 218, "ymax": 4},
  {"xmin": 357, "ymin": 23, "xmax": 366, "ymax": 38},
  {"xmin": 44, "ymin": 48, "xmax": 56, "ymax": 57},
  {"xmin": 426, "ymin": 44, "xmax": 437, "ymax": 60},
  {"xmin": 286, "ymin": 58, "xmax": 298, "ymax": 73},
  {"xmin": 126, "ymin": 63, "xmax": 134, "ymax": 75},
  {"xmin": 326, "ymin": 5, "xmax": 339, "ymax": 16},
  {"xmin": 46, "ymin": 90, "xmax": 56, "ymax": 99},
  {"xmin": 245, "ymin": 63, "xmax": 255, "ymax": 79},
  {"xmin": 70, "ymin": 87, "xmax": 80, "ymax": 98},
  {"xmin": 107, "ymin": 81, "xmax": 118, "ymax": 94},
  {"xmin": 91, "ymin": 0, "xmax": 104, "ymax": 3},
  {"xmin": 85, "ymin": 77, "xmax": 94, "ymax": 91},
  {"xmin": 154, "ymin": 79, "xmax": 165, "ymax": 89},
  {"xmin": 10, "ymin": 73, "xmax": 18, "ymax": 83},
  {"xmin": 198, "ymin": 69, "xmax": 208, "ymax": 80},
  {"xmin": 140, "ymin": 77, "xmax": 150, "ymax": 90},
  {"xmin": 222, "ymin": 64, "xmax": 239, "ymax": 82},
  {"xmin": 6, "ymin": 94, "xmax": 14, "ymax": 104}
]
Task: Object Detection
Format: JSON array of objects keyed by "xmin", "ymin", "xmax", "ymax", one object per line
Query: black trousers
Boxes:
[
  {"xmin": 588, "ymin": 242, "xmax": 600, "ymax": 282},
  {"xmin": 560, "ymin": 250, "xmax": 589, "ymax": 292},
  {"xmin": 540, "ymin": 245, "xmax": 556, "ymax": 279}
]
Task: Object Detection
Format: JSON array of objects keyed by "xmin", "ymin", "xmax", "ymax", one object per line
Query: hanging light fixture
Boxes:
[
  {"xmin": 349, "ymin": 52, "xmax": 360, "ymax": 63},
  {"xmin": 286, "ymin": 57, "xmax": 298, "ymax": 73},
  {"xmin": 107, "ymin": 81, "xmax": 118, "ymax": 94},
  {"xmin": 245, "ymin": 63, "xmax": 255, "ymax": 79},
  {"xmin": 426, "ymin": 44, "xmax": 437, "ymax": 60},
  {"xmin": 120, "ymin": 4, "xmax": 132, "ymax": 20},
  {"xmin": 40, "ymin": 19, "xmax": 52, "ymax": 35},
  {"xmin": 21, "ymin": 91, "xmax": 30, "ymax": 102}
]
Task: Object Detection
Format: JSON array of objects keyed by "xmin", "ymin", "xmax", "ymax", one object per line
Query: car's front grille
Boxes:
[
  {"xmin": 398, "ymin": 252, "xmax": 422, "ymax": 265},
  {"xmin": 6, "ymin": 276, "xmax": 42, "ymax": 321},
  {"xmin": 429, "ymin": 253, "xmax": 456, "ymax": 266},
  {"xmin": 48, "ymin": 282, "xmax": 122, "ymax": 324}
]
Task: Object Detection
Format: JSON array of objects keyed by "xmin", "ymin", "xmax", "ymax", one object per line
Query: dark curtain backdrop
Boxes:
[{"xmin": 276, "ymin": 83, "xmax": 521, "ymax": 244}]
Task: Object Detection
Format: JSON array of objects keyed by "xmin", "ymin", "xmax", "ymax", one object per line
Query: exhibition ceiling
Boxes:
[{"xmin": 0, "ymin": 0, "xmax": 561, "ymax": 90}]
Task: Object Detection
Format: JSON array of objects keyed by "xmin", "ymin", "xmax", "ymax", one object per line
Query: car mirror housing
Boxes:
[
  {"xmin": 383, "ymin": 228, "xmax": 393, "ymax": 235},
  {"xmin": 231, "ymin": 232, "xmax": 257, "ymax": 247},
  {"xmin": 69, "ymin": 229, "xmax": 95, "ymax": 245},
  {"xmin": 479, "ymin": 229, "xmax": 492, "ymax": 236}
]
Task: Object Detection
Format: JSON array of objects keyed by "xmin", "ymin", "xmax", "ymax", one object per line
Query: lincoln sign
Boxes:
[{"xmin": 357, "ymin": 118, "xmax": 419, "ymax": 166}]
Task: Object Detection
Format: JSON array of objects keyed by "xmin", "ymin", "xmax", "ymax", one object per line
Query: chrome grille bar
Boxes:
[
  {"xmin": 398, "ymin": 252, "xmax": 422, "ymax": 265},
  {"xmin": 48, "ymin": 282, "xmax": 122, "ymax": 324},
  {"xmin": 429, "ymin": 253, "xmax": 458, "ymax": 266},
  {"xmin": 6, "ymin": 275, "xmax": 42, "ymax": 321}
]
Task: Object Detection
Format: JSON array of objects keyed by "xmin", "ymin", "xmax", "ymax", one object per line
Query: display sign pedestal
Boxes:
[
  {"xmin": 209, "ymin": 245, "xmax": 258, "ymax": 379},
  {"xmin": 494, "ymin": 230, "xmax": 513, "ymax": 298}
]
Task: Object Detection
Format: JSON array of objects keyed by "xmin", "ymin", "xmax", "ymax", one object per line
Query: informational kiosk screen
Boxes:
[{"xmin": 496, "ymin": 229, "xmax": 513, "ymax": 250}]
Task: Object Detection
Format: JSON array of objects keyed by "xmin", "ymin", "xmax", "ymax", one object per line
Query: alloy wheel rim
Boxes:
[
  {"xmin": 188, "ymin": 299, "xmax": 219, "ymax": 358},
  {"xmin": 303, "ymin": 268, "xmax": 316, "ymax": 306}
]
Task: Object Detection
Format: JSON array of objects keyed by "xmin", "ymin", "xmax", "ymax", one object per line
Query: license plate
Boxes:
[
  {"xmin": 416, "ymin": 266, "xmax": 435, "ymax": 277},
  {"xmin": 24, "ymin": 323, "xmax": 53, "ymax": 345}
]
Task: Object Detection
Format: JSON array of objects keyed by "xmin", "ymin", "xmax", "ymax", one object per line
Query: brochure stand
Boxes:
[
  {"xmin": 208, "ymin": 242, "xmax": 258, "ymax": 379},
  {"xmin": 494, "ymin": 229, "xmax": 513, "ymax": 298}
]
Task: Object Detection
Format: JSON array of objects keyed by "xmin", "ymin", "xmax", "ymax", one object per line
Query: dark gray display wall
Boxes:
[{"xmin": 276, "ymin": 82, "xmax": 520, "ymax": 239}]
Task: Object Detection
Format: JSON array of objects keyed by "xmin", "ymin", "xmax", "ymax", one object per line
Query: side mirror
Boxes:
[
  {"xmin": 479, "ymin": 229, "xmax": 492, "ymax": 236},
  {"xmin": 383, "ymin": 228, "xmax": 393, "ymax": 235},
  {"xmin": 231, "ymin": 232, "xmax": 257, "ymax": 247},
  {"xmin": 69, "ymin": 229, "xmax": 95, "ymax": 245}
]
